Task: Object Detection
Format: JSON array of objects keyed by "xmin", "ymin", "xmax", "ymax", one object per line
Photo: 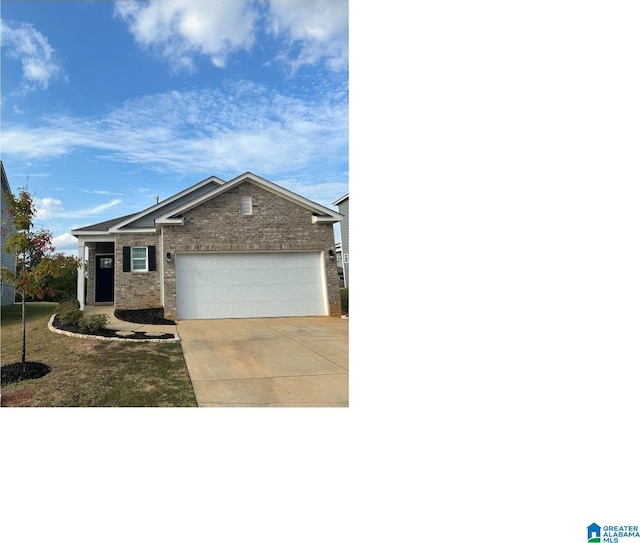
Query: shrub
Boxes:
[
  {"xmin": 78, "ymin": 314, "xmax": 108, "ymax": 334},
  {"xmin": 56, "ymin": 299, "xmax": 80, "ymax": 314},
  {"xmin": 340, "ymin": 288, "xmax": 348, "ymax": 314},
  {"xmin": 57, "ymin": 299, "xmax": 82, "ymax": 326},
  {"xmin": 59, "ymin": 309, "xmax": 83, "ymax": 326}
]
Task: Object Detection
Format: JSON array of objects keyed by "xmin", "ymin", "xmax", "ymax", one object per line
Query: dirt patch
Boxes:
[
  {"xmin": 114, "ymin": 308, "xmax": 175, "ymax": 325},
  {"xmin": 1, "ymin": 388, "xmax": 36, "ymax": 407},
  {"xmin": 1, "ymin": 362, "xmax": 51, "ymax": 386}
]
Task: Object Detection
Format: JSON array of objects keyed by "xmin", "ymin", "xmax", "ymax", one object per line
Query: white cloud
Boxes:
[
  {"xmin": 81, "ymin": 189, "xmax": 125, "ymax": 196},
  {"xmin": 268, "ymin": 0, "xmax": 348, "ymax": 71},
  {"xmin": 1, "ymin": 20, "xmax": 65, "ymax": 92},
  {"xmin": 34, "ymin": 196, "xmax": 122, "ymax": 219},
  {"xmin": 34, "ymin": 197, "xmax": 64, "ymax": 219},
  {"xmin": 52, "ymin": 233, "xmax": 78, "ymax": 253},
  {"xmin": 1, "ymin": 84, "xmax": 348, "ymax": 181},
  {"xmin": 65, "ymin": 199, "xmax": 123, "ymax": 218},
  {"xmin": 114, "ymin": 0, "xmax": 258, "ymax": 72},
  {"xmin": 113, "ymin": 0, "xmax": 348, "ymax": 73}
]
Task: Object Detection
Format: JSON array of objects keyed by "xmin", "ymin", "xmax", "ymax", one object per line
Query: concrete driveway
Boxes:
[{"xmin": 177, "ymin": 317, "xmax": 348, "ymax": 407}]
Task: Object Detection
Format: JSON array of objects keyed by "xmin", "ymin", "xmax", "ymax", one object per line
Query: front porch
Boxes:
[{"xmin": 77, "ymin": 240, "xmax": 115, "ymax": 309}]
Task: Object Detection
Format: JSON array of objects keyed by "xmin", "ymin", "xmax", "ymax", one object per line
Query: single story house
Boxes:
[
  {"xmin": 1, "ymin": 161, "xmax": 17, "ymax": 307},
  {"xmin": 71, "ymin": 172, "xmax": 343, "ymax": 320}
]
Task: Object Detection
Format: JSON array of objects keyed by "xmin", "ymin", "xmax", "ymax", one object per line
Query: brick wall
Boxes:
[
  {"xmin": 162, "ymin": 181, "xmax": 341, "ymax": 319},
  {"xmin": 114, "ymin": 233, "xmax": 161, "ymax": 310},
  {"xmin": 86, "ymin": 245, "xmax": 95, "ymax": 305}
]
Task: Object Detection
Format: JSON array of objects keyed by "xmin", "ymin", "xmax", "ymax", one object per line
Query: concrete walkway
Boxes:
[{"xmin": 177, "ymin": 317, "xmax": 349, "ymax": 407}]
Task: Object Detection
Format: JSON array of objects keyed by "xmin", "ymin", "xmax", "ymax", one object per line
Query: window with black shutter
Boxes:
[
  {"xmin": 123, "ymin": 246, "xmax": 131, "ymax": 272},
  {"xmin": 148, "ymin": 245, "xmax": 156, "ymax": 271},
  {"xmin": 123, "ymin": 245, "xmax": 156, "ymax": 272}
]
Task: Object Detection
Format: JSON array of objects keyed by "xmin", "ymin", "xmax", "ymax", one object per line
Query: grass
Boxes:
[
  {"xmin": 340, "ymin": 287, "xmax": 348, "ymax": 314},
  {"xmin": 1, "ymin": 302, "xmax": 198, "ymax": 407}
]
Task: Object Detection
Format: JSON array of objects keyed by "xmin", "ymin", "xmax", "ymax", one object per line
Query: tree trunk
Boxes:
[
  {"xmin": 21, "ymin": 248, "xmax": 26, "ymax": 365},
  {"xmin": 21, "ymin": 292, "xmax": 26, "ymax": 364}
]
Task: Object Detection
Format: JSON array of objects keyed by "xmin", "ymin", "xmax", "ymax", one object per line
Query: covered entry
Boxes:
[
  {"xmin": 95, "ymin": 254, "xmax": 114, "ymax": 302},
  {"xmin": 175, "ymin": 252, "xmax": 327, "ymax": 320}
]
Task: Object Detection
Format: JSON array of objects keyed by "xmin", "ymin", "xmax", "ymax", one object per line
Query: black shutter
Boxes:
[
  {"xmin": 123, "ymin": 246, "xmax": 131, "ymax": 272},
  {"xmin": 148, "ymin": 246, "xmax": 156, "ymax": 271}
]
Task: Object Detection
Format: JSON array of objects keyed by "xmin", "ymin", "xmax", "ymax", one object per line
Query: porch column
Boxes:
[{"xmin": 77, "ymin": 239, "xmax": 85, "ymax": 310}]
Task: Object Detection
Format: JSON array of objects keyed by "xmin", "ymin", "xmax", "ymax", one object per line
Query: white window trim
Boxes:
[{"xmin": 131, "ymin": 246, "xmax": 149, "ymax": 272}]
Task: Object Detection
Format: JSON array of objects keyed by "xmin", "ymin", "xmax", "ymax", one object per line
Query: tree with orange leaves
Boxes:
[{"xmin": 1, "ymin": 188, "xmax": 80, "ymax": 364}]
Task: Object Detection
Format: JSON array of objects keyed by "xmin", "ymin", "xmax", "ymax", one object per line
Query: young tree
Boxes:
[{"xmin": 1, "ymin": 188, "xmax": 80, "ymax": 363}]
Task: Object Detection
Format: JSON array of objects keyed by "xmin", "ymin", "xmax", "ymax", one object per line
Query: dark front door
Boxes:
[{"xmin": 95, "ymin": 255, "xmax": 114, "ymax": 303}]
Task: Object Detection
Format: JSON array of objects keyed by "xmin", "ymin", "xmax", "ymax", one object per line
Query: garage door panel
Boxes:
[{"xmin": 176, "ymin": 252, "xmax": 327, "ymax": 319}]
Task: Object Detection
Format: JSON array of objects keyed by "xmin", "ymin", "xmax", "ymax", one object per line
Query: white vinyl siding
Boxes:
[
  {"xmin": 1, "ymin": 182, "xmax": 16, "ymax": 307},
  {"xmin": 176, "ymin": 252, "xmax": 327, "ymax": 320}
]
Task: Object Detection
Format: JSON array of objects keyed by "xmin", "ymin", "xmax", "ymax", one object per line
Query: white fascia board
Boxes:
[
  {"xmin": 232, "ymin": 172, "xmax": 343, "ymax": 218},
  {"xmin": 71, "ymin": 229, "xmax": 110, "ymax": 237},
  {"xmin": 312, "ymin": 214, "xmax": 342, "ymax": 224},
  {"xmin": 72, "ymin": 233, "xmax": 115, "ymax": 243},
  {"xmin": 333, "ymin": 193, "xmax": 349, "ymax": 206},
  {"xmin": 155, "ymin": 218, "xmax": 184, "ymax": 225},
  {"xmin": 109, "ymin": 175, "xmax": 225, "ymax": 232},
  {"xmin": 158, "ymin": 171, "xmax": 343, "ymax": 222},
  {"xmin": 154, "ymin": 218, "xmax": 184, "ymax": 231},
  {"xmin": 108, "ymin": 227, "xmax": 156, "ymax": 234}
]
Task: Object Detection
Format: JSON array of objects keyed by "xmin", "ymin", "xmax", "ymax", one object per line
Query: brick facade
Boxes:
[
  {"xmin": 83, "ymin": 179, "xmax": 341, "ymax": 320},
  {"xmin": 161, "ymin": 181, "xmax": 341, "ymax": 320},
  {"xmin": 114, "ymin": 233, "xmax": 162, "ymax": 310}
]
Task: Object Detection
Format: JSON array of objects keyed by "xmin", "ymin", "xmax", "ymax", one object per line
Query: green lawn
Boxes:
[{"xmin": 1, "ymin": 302, "xmax": 197, "ymax": 407}]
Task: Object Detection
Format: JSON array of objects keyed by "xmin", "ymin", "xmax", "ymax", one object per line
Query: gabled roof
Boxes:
[
  {"xmin": 159, "ymin": 171, "xmax": 342, "ymax": 224},
  {"xmin": 71, "ymin": 213, "xmax": 138, "ymax": 234},
  {"xmin": 72, "ymin": 172, "xmax": 341, "ymax": 237},
  {"xmin": 71, "ymin": 175, "xmax": 224, "ymax": 236},
  {"xmin": 333, "ymin": 192, "xmax": 348, "ymax": 206},
  {"xmin": 109, "ymin": 174, "xmax": 224, "ymax": 231}
]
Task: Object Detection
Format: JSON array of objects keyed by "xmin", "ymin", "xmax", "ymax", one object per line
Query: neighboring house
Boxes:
[
  {"xmin": 333, "ymin": 193, "xmax": 349, "ymax": 287},
  {"xmin": 334, "ymin": 241, "xmax": 344, "ymax": 287},
  {"xmin": 71, "ymin": 172, "xmax": 343, "ymax": 320},
  {"xmin": 0, "ymin": 162, "xmax": 16, "ymax": 307}
]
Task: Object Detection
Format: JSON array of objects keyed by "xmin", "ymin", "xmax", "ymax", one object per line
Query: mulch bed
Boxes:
[
  {"xmin": 114, "ymin": 308, "xmax": 175, "ymax": 325},
  {"xmin": 51, "ymin": 315, "xmax": 176, "ymax": 340},
  {"xmin": 1, "ymin": 362, "xmax": 51, "ymax": 386}
]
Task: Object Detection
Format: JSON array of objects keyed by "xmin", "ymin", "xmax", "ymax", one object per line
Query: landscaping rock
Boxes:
[{"xmin": 50, "ymin": 315, "xmax": 177, "ymax": 341}]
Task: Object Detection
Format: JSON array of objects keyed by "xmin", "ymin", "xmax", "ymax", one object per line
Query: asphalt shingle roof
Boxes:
[{"xmin": 72, "ymin": 213, "xmax": 137, "ymax": 233}]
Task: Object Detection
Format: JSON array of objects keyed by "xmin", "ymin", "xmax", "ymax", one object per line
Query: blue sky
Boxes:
[{"xmin": 0, "ymin": 0, "xmax": 348, "ymax": 255}]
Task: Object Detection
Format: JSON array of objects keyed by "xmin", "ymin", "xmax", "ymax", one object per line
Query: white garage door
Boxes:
[{"xmin": 176, "ymin": 252, "xmax": 327, "ymax": 319}]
